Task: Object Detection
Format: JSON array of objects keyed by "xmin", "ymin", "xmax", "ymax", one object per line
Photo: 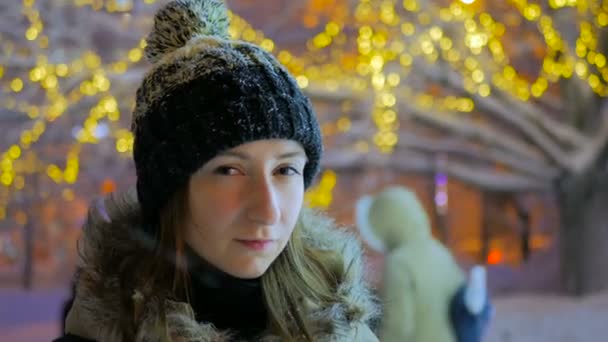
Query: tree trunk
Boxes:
[{"xmin": 557, "ymin": 166, "xmax": 608, "ymax": 295}]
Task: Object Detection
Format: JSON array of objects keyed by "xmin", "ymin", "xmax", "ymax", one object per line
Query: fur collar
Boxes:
[{"xmin": 70, "ymin": 188, "xmax": 378, "ymax": 341}]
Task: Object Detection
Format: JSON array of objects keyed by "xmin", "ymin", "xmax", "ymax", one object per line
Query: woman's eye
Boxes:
[
  {"xmin": 277, "ymin": 166, "xmax": 301, "ymax": 176},
  {"xmin": 214, "ymin": 166, "xmax": 241, "ymax": 175}
]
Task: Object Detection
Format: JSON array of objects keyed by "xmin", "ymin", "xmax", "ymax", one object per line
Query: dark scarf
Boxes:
[{"xmin": 185, "ymin": 247, "xmax": 268, "ymax": 340}]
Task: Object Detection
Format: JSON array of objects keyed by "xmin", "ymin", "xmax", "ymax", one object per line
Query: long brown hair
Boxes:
[{"xmin": 150, "ymin": 186, "xmax": 345, "ymax": 341}]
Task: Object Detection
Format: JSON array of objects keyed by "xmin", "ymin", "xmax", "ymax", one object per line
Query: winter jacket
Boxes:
[
  {"xmin": 381, "ymin": 242, "xmax": 465, "ymax": 342},
  {"xmin": 59, "ymin": 189, "xmax": 379, "ymax": 341}
]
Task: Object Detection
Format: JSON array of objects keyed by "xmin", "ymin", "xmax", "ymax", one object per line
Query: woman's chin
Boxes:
[{"xmin": 225, "ymin": 259, "xmax": 272, "ymax": 279}]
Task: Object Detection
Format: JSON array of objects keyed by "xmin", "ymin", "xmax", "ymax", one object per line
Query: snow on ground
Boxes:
[{"xmin": 486, "ymin": 291, "xmax": 608, "ymax": 342}]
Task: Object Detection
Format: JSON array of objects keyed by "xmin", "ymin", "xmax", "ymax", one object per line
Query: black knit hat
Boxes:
[{"xmin": 131, "ymin": 0, "xmax": 323, "ymax": 225}]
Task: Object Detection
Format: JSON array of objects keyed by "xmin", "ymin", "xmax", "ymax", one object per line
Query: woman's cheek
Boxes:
[
  {"xmin": 190, "ymin": 180, "xmax": 240, "ymax": 218},
  {"xmin": 198, "ymin": 195, "xmax": 241, "ymax": 226}
]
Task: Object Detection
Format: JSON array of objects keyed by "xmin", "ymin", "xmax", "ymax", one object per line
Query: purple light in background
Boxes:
[
  {"xmin": 434, "ymin": 170, "xmax": 448, "ymax": 214},
  {"xmin": 435, "ymin": 173, "xmax": 448, "ymax": 186},
  {"xmin": 435, "ymin": 192, "xmax": 448, "ymax": 207}
]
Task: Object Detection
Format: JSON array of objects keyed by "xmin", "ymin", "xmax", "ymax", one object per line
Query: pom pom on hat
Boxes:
[{"xmin": 144, "ymin": 0, "xmax": 230, "ymax": 63}]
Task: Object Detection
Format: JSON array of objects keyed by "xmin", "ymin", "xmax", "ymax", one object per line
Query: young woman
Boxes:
[{"xmin": 55, "ymin": 0, "xmax": 379, "ymax": 340}]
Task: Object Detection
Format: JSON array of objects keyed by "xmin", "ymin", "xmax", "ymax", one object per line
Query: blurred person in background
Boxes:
[{"xmin": 357, "ymin": 186, "xmax": 492, "ymax": 342}]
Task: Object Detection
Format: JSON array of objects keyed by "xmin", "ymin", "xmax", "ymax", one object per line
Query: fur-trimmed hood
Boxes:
[{"xmin": 65, "ymin": 189, "xmax": 379, "ymax": 341}]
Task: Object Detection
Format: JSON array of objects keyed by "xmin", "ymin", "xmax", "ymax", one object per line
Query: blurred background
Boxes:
[{"xmin": 1, "ymin": 0, "xmax": 607, "ymax": 341}]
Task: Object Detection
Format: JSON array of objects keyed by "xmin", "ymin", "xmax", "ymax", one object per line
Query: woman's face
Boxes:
[{"xmin": 185, "ymin": 139, "xmax": 307, "ymax": 279}]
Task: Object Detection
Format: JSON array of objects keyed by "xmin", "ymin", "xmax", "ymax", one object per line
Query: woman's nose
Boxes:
[{"xmin": 246, "ymin": 176, "xmax": 280, "ymax": 226}]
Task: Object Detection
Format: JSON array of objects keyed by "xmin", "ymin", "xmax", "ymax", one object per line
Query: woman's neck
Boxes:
[{"xmin": 184, "ymin": 245, "xmax": 261, "ymax": 291}]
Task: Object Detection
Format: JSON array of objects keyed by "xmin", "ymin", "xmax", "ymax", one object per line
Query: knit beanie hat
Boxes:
[{"xmin": 131, "ymin": 0, "xmax": 323, "ymax": 226}]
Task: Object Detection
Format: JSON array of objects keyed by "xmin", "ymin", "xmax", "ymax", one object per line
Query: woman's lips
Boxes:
[{"xmin": 235, "ymin": 239, "xmax": 275, "ymax": 251}]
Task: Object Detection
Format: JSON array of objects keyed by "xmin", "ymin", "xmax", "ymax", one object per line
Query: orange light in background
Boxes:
[
  {"xmin": 487, "ymin": 249, "xmax": 503, "ymax": 264},
  {"xmin": 303, "ymin": 14, "xmax": 319, "ymax": 28},
  {"xmin": 101, "ymin": 178, "xmax": 116, "ymax": 194}
]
